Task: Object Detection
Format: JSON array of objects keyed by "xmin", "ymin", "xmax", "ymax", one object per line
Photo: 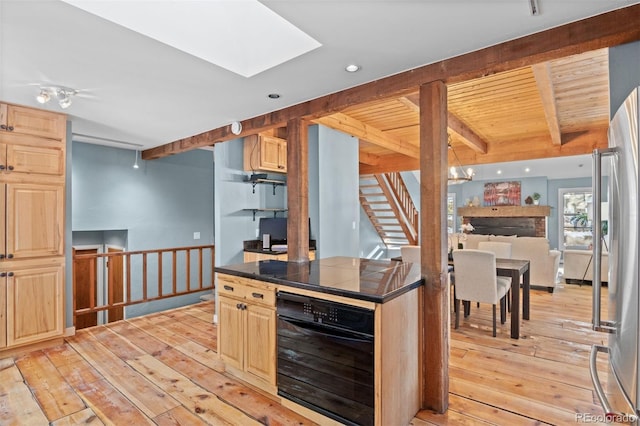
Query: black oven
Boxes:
[{"xmin": 276, "ymin": 291, "xmax": 375, "ymax": 426}]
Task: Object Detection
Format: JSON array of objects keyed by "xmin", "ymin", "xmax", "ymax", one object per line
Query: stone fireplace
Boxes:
[{"xmin": 458, "ymin": 205, "xmax": 550, "ymax": 238}]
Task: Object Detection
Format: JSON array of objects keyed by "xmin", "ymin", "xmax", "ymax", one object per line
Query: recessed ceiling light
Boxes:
[
  {"xmin": 497, "ymin": 170, "xmax": 503, "ymax": 175},
  {"xmin": 345, "ymin": 64, "xmax": 360, "ymax": 73},
  {"xmin": 525, "ymin": 167, "xmax": 531, "ymax": 173},
  {"xmin": 268, "ymin": 93, "xmax": 280, "ymax": 99}
]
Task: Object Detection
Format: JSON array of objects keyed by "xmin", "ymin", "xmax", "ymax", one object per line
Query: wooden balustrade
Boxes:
[
  {"xmin": 384, "ymin": 172, "xmax": 419, "ymax": 243},
  {"xmin": 72, "ymin": 245, "xmax": 214, "ymax": 326}
]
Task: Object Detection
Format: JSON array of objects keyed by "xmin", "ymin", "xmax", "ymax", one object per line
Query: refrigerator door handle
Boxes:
[
  {"xmin": 590, "ymin": 345, "xmax": 638, "ymax": 421},
  {"xmin": 592, "ymin": 148, "xmax": 617, "ymax": 333}
]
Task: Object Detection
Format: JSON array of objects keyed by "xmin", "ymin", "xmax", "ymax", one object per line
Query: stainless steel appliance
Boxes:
[
  {"xmin": 276, "ymin": 291, "xmax": 375, "ymax": 426},
  {"xmin": 590, "ymin": 86, "xmax": 639, "ymax": 422}
]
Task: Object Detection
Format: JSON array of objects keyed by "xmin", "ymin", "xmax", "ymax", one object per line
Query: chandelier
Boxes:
[{"xmin": 448, "ymin": 137, "xmax": 473, "ymax": 184}]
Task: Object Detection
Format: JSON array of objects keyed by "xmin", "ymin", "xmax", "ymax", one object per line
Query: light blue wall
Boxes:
[
  {"xmin": 609, "ymin": 41, "xmax": 640, "ymax": 116},
  {"xmin": 309, "ymin": 125, "xmax": 360, "ymax": 258},
  {"xmin": 213, "ymin": 139, "xmax": 287, "ymax": 268},
  {"xmin": 71, "ymin": 142, "xmax": 215, "ymax": 322}
]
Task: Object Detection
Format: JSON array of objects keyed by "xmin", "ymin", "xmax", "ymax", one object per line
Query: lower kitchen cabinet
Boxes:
[
  {"xmin": 218, "ymin": 275, "xmax": 276, "ymax": 392},
  {"xmin": 1, "ymin": 257, "xmax": 64, "ymax": 350}
]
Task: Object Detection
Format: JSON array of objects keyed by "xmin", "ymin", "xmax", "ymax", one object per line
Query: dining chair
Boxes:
[
  {"xmin": 452, "ymin": 249, "xmax": 510, "ymax": 337},
  {"xmin": 400, "ymin": 245, "xmax": 420, "ymax": 264}
]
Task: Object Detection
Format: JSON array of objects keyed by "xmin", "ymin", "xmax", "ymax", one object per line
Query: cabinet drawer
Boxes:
[{"xmin": 217, "ymin": 274, "xmax": 276, "ymax": 307}]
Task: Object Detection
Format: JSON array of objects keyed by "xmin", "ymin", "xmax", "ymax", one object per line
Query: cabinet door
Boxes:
[
  {"xmin": 6, "ymin": 260, "xmax": 64, "ymax": 347},
  {"xmin": 276, "ymin": 139, "xmax": 287, "ymax": 173},
  {"xmin": 218, "ymin": 296, "xmax": 244, "ymax": 370},
  {"xmin": 6, "ymin": 105, "xmax": 66, "ymax": 140},
  {"xmin": 0, "ymin": 277, "xmax": 5, "ymax": 348},
  {"xmin": 6, "ymin": 144, "xmax": 64, "ymax": 176},
  {"xmin": 6, "ymin": 183, "xmax": 64, "ymax": 258},
  {"xmin": 260, "ymin": 136, "xmax": 286, "ymax": 172},
  {"xmin": 244, "ymin": 304, "xmax": 276, "ymax": 384}
]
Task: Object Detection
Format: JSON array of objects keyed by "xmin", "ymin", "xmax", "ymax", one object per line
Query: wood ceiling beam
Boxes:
[
  {"xmin": 313, "ymin": 113, "xmax": 420, "ymax": 158},
  {"xmin": 359, "ymin": 127, "xmax": 608, "ymax": 174},
  {"xmin": 532, "ymin": 63, "xmax": 562, "ymax": 146},
  {"xmin": 399, "ymin": 96, "xmax": 488, "ymax": 154},
  {"xmin": 144, "ymin": 5, "xmax": 640, "ymax": 160},
  {"xmin": 446, "ymin": 113, "xmax": 488, "ymax": 154},
  {"xmin": 358, "ymin": 150, "xmax": 381, "ymax": 166}
]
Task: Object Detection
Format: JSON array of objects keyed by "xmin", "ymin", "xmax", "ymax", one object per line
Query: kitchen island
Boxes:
[{"xmin": 215, "ymin": 256, "xmax": 423, "ymax": 426}]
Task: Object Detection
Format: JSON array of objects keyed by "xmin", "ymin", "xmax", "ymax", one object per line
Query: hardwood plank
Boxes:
[
  {"xmin": 154, "ymin": 406, "xmax": 208, "ymax": 426},
  {"xmin": 15, "ymin": 350, "xmax": 86, "ymax": 422},
  {"xmin": 51, "ymin": 408, "xmax": 105, "ymax": 426},
  {"xmin": 126, "ymin": 354, "xmax": 255, "ymax": 425},
  {"xmin": 73, "ymin": 378, "xmax": 155, "ymax": 425},
  {"xmin": 67, "ymin": 331, "xmax": 180, "ymax": 418},
  {"xmin": 0, "ymin": 362, "xmax": 50, "ymax": 425}
]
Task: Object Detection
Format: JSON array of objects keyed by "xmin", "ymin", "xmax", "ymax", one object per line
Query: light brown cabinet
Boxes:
[
  {"xmin": 243, "ymin": 134, "xmax": 287, "ymax": 173},
  {"xmin": 0, "ymin": 103, "xmax": 66, "ymax": 140},
  {"xmin": 217, "ymin": 274, "xmax": 276, "ymax": 392},
  {"xmin": 1, "ymin": 258, "xmax": 64, "ymax": 349},
  {"xmin": 0, "ymin": 102, "xmax": 66, "ymax": 355}
]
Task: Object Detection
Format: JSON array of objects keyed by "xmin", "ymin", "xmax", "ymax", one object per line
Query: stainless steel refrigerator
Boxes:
[{"xmin": 590, "ymin": 86, "xmax": 639, "ymax": 422}]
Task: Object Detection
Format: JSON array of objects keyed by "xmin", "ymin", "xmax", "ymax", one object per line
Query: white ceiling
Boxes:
[{"xmin": 1, "ymin": 1, "xmax": 636, "ymax": 164}]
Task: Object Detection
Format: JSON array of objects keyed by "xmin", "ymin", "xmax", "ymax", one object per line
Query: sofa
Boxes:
[
  {"xmin": 449, "ymin": 234, "xmax": 561, "ymax": 292},
  {"xmin": 563, "ymin": 250, "xmax": 609, "ymax": 284}
]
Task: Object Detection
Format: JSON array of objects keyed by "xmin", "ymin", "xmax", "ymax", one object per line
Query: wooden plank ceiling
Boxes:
[{"xmin": 313, "ymin": 48, "xmax": 610, "ymax": 174}]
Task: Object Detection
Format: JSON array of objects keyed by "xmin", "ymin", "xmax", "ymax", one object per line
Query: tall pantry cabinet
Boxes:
[{"xmin": 0, "ymin": 102, "xmax": 66, "ymax": 353}]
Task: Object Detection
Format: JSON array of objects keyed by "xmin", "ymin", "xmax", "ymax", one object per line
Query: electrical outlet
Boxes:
[{"xmin": 193, "ymin": 232, "xmax": 201, "ymax": 240}]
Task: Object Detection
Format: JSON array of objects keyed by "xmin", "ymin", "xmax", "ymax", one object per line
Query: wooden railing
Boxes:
[
  {"xmin": 383, "ymin": 172, "xmax": 419, "ymax": 243},
  {"xmin": 72, "ymin": 245, "xmax": 214, "ymax": 325}
]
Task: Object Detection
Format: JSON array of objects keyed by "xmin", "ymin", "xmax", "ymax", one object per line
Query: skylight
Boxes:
[{"xmin": 61, "ymin": 0, "xmax": 322, "ymax": 77}]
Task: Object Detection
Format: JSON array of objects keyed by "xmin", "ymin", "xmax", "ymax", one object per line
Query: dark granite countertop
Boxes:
[
  {"xmin": 243, "ymin": 239, "xmax": 316, "ymax": 255},
  {"xmin": 215, "ymin": 256, "xmax": 423, "ymax": 303}
]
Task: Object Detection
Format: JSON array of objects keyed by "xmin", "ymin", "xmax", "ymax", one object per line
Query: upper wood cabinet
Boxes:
[
  {"xmin": 0, "ymin": 103, "xmax": 66, "ymax": 140},
  {"xmin": 0, "ymin": 137, "xmax": 65, "ymax": 178},
  {"xmin": 244, "ymin": 134, "xmax": 287, "ymax": 173},
  {"xmin": 5, "ymin": 183, "xmax": 64, "ymax": 259}
]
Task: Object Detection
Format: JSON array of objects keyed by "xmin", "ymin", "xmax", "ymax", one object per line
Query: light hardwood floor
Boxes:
[{"xmin": 1, "ymin": 283, "xmax": 610, "ymax": 425}]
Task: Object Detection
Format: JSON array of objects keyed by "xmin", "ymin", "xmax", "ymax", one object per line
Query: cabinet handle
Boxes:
[
  {"xmin": 224, "ymin": 285, "xmax": 234, "ymax": 292},
  {"xmin": 242, "ymin": 304, "xmax": 248, "ymax": 310},
  {"xmin": 278, "ymin": 165, "xmax": 285, "ymax": 169},
  {"xmin": 0, "ymin": 125, "xmax": 6, "ymax": 130},
  {"xmin": 0, "ymin": 165, "xmax": 4, "ymax": 171},
  {"xmin": 7, "ymin": 272, "xmax": 13, "ymax": 277},
  {"xmin": 0, "ymin": 254, "xmax": 4, "ymax": 259},
  {"xmin": 0, "ymin": 272, "xmax": 5, "ymax": 277},
  {"xmin": 7, "ymin": 165, "xmax": 13, "ymax": 171},
  {"xmin": 7, "ymin": 126, "xmax": 13, "ymax": 132},
  {"xmin": 251, "ymin": 292, "xmax": 264, "ymax": 299},
  {"xmin": 236, "ymin": 303, "xmax": 243, "ymax": 309},
  {"xmin": 6, "ymin": 254, "xmax": 13, "ymax": 259}
]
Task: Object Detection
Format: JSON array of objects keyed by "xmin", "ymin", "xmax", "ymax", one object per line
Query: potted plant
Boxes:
[{"xmin": 532, "ymin": 192, "xmax": 541, "ymax": 205}]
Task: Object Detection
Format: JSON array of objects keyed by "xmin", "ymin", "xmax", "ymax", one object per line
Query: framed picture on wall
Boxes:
[{"xmin": 484, "ymin": 181, "xmax": 521, "ymax": 206}]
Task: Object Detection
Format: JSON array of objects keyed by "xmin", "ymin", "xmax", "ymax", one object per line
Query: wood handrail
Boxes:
[
  {"xmin": 72, "ymin": 245, "xmax": 215, "ymax": 326},
  {"xmin": 383, "ymin": 172, "xmax": 419, "ymax": 243}
]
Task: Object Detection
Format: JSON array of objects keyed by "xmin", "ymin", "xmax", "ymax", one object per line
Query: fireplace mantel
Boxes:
[{"xmin": 458, "ymin": 205, "xmax": 551, "ymax": 218}]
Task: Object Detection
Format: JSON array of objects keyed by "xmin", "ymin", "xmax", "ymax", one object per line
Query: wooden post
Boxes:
[
  {"xmin": 419, "ymin": 81, "xmax": 449, "ymax": 412},
  {"xmin": 286, "ymin": 118, "xmax": 309, "ymax": 262}
]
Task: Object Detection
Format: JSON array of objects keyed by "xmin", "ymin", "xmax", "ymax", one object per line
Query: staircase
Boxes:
[{"xmin": 359, "ymin": 173, "xmax": 418, "ymax": 248}]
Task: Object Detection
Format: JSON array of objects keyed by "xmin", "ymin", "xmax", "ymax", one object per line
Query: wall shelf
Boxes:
[
  {"xmin": 242, "ymin": 208, "xmax": 288, "ymax": 221},
  {"xmin": 458, "ymin": 205, "xmax": 551, "ymax": 217},
  {"xmin": 244, "ymin": 177, "xmax": 286, "ymax": 195}
]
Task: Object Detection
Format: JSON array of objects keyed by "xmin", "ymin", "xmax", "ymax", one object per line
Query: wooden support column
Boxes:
[
  {"xmin": 286, "ymin": 118, "xmax": 309, "ymax": 262},
  {"xmin": 419, "ymin": 81, "xmax": 449, "ymax": 412}
]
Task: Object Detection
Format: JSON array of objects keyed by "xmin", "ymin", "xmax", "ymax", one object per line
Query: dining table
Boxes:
[{"xmin": 448, "ymin": 257, "xmax": 530, "ymax": 339}]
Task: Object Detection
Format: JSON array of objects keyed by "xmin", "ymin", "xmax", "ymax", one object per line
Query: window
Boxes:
[
  {"xmin": 559, "ymin": 188, "xmax": 592, "ymax": 250},
  {"xmin": 447, "ymin": 193, "xmax": 456, "ymax": 234}
]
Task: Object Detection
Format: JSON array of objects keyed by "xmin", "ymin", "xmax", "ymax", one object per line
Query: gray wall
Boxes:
[
  {"xmin": 70, "ymin": 142, "xmax": 215, "ymax": 323},
  {"xmin": 309, "ymin": 125, "xmax": 360, "ymax": 258}
]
